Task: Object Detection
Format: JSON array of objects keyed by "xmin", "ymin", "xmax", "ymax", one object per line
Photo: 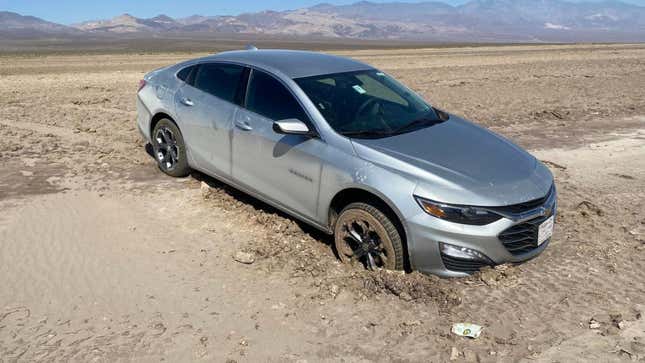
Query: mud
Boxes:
[{"xmin": 1, "ymin": 44, "xmax": 644, "ymax": 362}]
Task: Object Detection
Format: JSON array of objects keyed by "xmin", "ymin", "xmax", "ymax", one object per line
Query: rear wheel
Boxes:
[
  {"xmin": 151, "ymin": 119, "xmax": 190, "ymax": 177},
  {"xmin": 334, "ymin": 202, "xmax": 404, "ymax": 270}
]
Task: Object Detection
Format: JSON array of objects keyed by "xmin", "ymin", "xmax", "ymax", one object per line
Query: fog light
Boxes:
[{"xmin": 439, "ymin": 242, "xmax": 493, "ymax": 263}]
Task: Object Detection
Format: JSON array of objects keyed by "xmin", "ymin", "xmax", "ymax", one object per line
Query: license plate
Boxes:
[{"xmin": 537, "ymin": 216, "xmax": 554, "ymax": 246}]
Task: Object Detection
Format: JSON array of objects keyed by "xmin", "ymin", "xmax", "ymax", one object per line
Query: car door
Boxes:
[
  {"xmin": 232, "ymin": 69, "xmax": 324, "ymax": 220},
  {"xmin": 174, "ymin": 62, "xmax": 245, "ymax": 176}
]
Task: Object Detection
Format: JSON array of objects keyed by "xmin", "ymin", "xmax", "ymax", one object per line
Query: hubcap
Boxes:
[
  {"xmin": 155, "ymin": 127, "xmax": 179, "ymax": 171},
  {"xmin": 337, "ymin": 217, "xmax": 390, "ymax": 270}
]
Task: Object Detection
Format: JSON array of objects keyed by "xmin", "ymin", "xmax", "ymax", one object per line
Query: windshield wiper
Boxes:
[
  {"xmin": 339, "ymin": 129, "xmax": 393, "ymax": 139},
  {"xmin": 392, "ymin": 117, "xmax": 443, "ymax": 135}
]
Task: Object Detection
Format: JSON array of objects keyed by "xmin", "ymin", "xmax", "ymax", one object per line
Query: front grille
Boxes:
[
  {"xmin": 441, "ymin": 254, "xmax": 491, "ymax": 274},
  {"xmin": 498, "ymin": 215, "xmax": 550, "ymax": 255},
  {"xmin": 489, "ymin": 185, "xmax": 554, "ymax": 215}
]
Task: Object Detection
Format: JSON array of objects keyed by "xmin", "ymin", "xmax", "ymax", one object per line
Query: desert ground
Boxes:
[{"xmin": 1, "ymin": 43, "xmax": 644, "ymax": 362}]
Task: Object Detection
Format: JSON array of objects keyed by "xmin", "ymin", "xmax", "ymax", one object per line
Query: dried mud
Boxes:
[{"xmin": 1, "ymin": 44, "xmax": 644, "ymax": 362}]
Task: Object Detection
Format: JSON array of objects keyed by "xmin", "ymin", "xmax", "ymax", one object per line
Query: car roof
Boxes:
[{"xmin": 204, "ymin": 49, "xmax": 374, "ymax": 79}]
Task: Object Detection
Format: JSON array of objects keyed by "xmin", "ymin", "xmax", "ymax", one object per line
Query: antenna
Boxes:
[{"xmin": 246, "ymin": 44, "xmax": 258, "ymax": 51}]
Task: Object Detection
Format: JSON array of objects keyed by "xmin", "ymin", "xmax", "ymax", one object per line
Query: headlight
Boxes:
[{"xmin": 414, "ymin": 196, "xmax": 502, "ymax": 225}]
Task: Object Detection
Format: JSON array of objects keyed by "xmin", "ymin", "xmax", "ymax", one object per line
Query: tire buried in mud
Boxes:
[{"xmin": 334, "ymin": 202, "xmax": 405, "ymax": 271}]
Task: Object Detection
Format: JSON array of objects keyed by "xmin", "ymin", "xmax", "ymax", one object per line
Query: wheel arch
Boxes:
[
  {"xmin": 150, "ymin": 112, "xmax": 177, "ymax": 137},
  {"xmin": 328, "ymin": 186, "xmax": 412, "ymax": 271}
]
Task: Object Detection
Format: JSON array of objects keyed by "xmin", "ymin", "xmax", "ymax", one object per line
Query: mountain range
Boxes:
[{"xmin": 2, "ymin": 0, "xmax": 645, "ymax": 42}]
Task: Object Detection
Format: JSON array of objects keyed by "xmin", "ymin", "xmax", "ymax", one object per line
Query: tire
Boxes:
[
  {"xmin": 151, "ymin": 118, "xmax": 191, "ymax": 177},
  {"xmin": 334, "ymin": 202, "xmax": 405, "ymax": 271}
]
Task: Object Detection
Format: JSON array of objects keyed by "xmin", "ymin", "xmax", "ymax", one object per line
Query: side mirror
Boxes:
[{"xmin": 272, "ymin": 119, "xmax": 312, "ymax": 136}]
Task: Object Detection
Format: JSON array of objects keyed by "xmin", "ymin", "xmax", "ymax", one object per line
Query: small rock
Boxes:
[
  {"xmin": 399, "ymin": 292, "xmax": 413, "ymax": 301},
  {"xmin": 234, "ymin": 251, "xmax": 255, "ymax": 264},
  {"xmin": 589, "ymin": 318, "xmax": 601, "ymax": 329},
  {"xmin": 610, "ymin": 313, "xmax": 625, "ymax": 329},
  {"xmin": 330, "ymin": 284, "xmax": 340, "ymax": 298},
  {"xmin": 20, "ymin": 170, "xmax": 33, "ymax": 177}
]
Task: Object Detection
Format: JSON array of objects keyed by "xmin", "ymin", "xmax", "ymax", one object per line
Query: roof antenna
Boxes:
[{"xmin": 246, "ymin": 44, "xmax": 258, "ymax": 51}]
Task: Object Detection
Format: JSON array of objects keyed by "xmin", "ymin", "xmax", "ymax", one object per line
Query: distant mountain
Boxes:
[
  {"xmin": 3, "ymin": 0, "xmax": 645, "ymax": 42},
  {"xmin": 72, "ymin": 13, "xmax": 182, "ymax": 33},
  {"xmin": 457, "ymin": 0, "xmax": 645, "ymax": 33},
  {"xmin": 0, "ymin": 11, "xmax": 79, "ymax": 37}
]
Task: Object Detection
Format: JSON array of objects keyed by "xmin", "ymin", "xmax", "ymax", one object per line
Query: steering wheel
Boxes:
[
  {"xmin": 355, "ymin": 97, "xmax": 391, "ymax": 130},
  {"xmin": 356, "ymin": 97, "xmax": 380, "ymax": 118}
]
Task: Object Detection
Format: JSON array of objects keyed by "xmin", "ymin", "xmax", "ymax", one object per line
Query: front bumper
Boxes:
[{"xmin": 405, "ymin": 189, "xmax": 557, "ymax": 277}]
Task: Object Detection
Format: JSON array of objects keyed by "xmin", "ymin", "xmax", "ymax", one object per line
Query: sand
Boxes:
[{"xmin": 1, "ymin": 43, "xmax": 644, "ymax": 361}]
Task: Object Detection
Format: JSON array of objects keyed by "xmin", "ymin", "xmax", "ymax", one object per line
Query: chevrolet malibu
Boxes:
[{"xmin": 136, "ymin": 49, "xmax": 556, "ymax": 277}]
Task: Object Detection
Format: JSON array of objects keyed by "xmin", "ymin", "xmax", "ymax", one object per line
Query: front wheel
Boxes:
[
  {"xmin": 151, "ymin": 119, "xmax": 191, "ymax": 177},
  {"xmin": 334, "ymin": 202, "xmax": 405, "ymax": 270}
]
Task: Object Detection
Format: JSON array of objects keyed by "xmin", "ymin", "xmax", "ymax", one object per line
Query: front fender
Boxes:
[{"xmin": 317, "ymin": 154, "xmax": 420, "ymax": 234}]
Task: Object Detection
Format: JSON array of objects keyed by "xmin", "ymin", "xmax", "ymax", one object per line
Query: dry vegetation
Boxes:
[{"xmin": 1, "ymin": 43, "xmax": 644, "ymax": 362}]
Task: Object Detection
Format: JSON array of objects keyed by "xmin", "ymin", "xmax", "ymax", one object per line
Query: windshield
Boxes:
[{"xmin": 295, "ymin": 70, "xmax": 441, "ymax": 138}]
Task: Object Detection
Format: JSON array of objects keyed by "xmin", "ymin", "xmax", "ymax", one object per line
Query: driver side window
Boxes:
[{"xmin": 246, "ymin": 70, "xmax": 309, "ymax": 122}]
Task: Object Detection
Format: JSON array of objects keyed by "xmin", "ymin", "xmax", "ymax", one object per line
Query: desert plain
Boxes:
[{"xmin": 0, "ymin": 43, "xmax": 644, "ymax": 362}]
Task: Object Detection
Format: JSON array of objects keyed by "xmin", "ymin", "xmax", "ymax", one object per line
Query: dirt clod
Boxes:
[
  {"xmin": 577, "ymin": 200, "xmax": 604, "ymax": 217},
  {"xmin": 200, "ymin": 181, "xmax": 213, "ymax": 199},
  {"xmin": 234, "ymin": 251, "xmax": 255, "ymax": 264},
  {"xmin": 473, "ymin": 264, "xmax": 519, "ymax": 287}
]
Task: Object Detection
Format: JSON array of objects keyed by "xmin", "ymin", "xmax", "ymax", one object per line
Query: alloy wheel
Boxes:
[
  {"xmin": 155, "ymin": 126, "xmax": 179, "ymax": 171},
  {"xmin": 335, "ymin": 210, "xmax": 396, "ymax": 270}
]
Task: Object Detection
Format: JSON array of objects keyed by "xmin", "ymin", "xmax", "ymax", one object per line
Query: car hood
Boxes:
[{"xmin": 350, "ymin": 115, "xmax": 553, "ymax": 206}]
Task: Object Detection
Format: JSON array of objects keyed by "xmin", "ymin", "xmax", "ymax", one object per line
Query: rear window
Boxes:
[
  {"xmin": 177, "ymin": 66, "xmax": 194, "ymax": 83},
  {"xmin": 192, "ymin": 63, "xmax": 245, "ymax": 103},
  {"xmin": 245, "ymin": 70, "xmax": 308, "ymax": 122}
]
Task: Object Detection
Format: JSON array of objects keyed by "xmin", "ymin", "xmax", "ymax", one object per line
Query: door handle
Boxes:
[
  {"xmin": 180, "ymin": 97, "xmax": 194, "ymax": 107},
  {"xmin": 235, "ymin": 120, "xmax": 253, "ymax": 131}
]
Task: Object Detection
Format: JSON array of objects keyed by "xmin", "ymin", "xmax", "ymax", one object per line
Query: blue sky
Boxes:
[{"xmin": 1, "ymin": 0, "xmax": 644, "ymax": 24}]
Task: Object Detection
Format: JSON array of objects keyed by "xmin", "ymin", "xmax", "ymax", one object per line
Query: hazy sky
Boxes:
[{"xmin": 2, "ymin": 0, "xmax": 644, "ymax": 24}]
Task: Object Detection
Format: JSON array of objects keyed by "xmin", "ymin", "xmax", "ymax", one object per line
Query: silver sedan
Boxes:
[{"xmin": 136, "ymin": 49, "xmax": 556, "ymax": 277}]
